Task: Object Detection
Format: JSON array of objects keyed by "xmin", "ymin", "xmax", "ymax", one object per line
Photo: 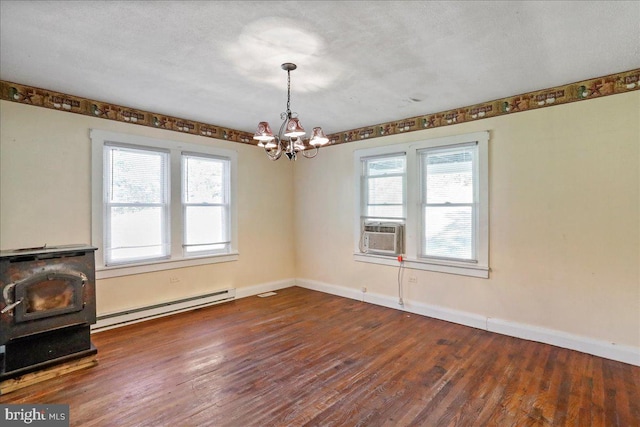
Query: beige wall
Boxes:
[
  {"xmin": 0, "ymin": 100, "xmax": 295, "ymax": 315},
  {"xmin": 294, "ymin": 91, "xmax": 640, "ymax": 348},
  {"xmin": 2, "ymin": 92, "xmax": 639, "ymax": 350}
]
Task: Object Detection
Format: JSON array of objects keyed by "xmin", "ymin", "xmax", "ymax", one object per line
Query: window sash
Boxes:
[
  {"xmin": 419, "ymin": 143, "xmax": 478, "ymax": 262},
  {"xmin": 361, "ymin": 154, "xmax": 406, "ymax": 222},
  {"xmin": 182, "ymin": 204, "xmax": 231, "ymax": 256},
  {"xmin": 181, "ymin": 154, "xmax": 231, "ymax": 256},
  {"xmin": 103, "ymin": 144, "xmax": 170, "ymax": 265}
]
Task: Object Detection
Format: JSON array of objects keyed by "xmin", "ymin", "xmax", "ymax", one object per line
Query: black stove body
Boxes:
[{"xmin": 0, "ymin": 245, "xmax": 98, "ymax": 380}]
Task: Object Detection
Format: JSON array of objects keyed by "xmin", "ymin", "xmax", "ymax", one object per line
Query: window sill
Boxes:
[
  {"xmin": 353, "ymin": 253, "xmax": 489, "ymax": 278},
  {"xmin": 96, "ymin": 252, "xmax": 239, "ymax": 279}
]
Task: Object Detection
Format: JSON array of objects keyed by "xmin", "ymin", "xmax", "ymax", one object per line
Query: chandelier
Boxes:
[{"xmin": 253, "ymin": 63, "xmax": 329, "ymax": 161}]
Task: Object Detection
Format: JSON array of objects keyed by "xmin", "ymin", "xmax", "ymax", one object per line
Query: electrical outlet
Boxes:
[
  {"xmin": 169, "ymin": 276, "xmax": 180, "ymax": 283},
  {"xmin": 408, "ymin": 276, "xmax": 417, "ymax": 284},
  {"xmin": 361, "ymin": 286, "xmax": 367, "ymax": 293}
]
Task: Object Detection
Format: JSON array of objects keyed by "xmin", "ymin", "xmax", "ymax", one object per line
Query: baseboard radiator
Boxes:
[{"xmin": 91, "ymin": 288, "xmax": 235, "ymax": 332}]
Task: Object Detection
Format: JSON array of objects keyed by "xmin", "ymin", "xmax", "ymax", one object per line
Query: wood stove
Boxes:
[{"xmin": 0, "ymin": 245, "xmax": 97, "ymax": 380}]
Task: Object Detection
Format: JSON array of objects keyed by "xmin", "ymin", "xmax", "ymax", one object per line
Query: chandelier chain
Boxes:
[{"xmin": 286, "ymin": 69, "xmax": 291, "ymax": 117}]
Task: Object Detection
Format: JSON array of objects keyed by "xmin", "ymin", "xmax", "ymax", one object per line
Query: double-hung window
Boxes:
[
  {"xmin": 354, "ymin": 131, "xmax": 489, "ymax": 278},
  {"xmin": 91, "ymin": 129, "xmax": 238, "ymax": 277}
]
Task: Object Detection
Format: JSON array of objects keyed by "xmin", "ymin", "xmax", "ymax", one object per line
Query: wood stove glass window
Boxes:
[
  {"xmin": 13, "ymin": 271, "xmax": 86, "ymax": 322},
  {"xmin": 26, "ymin": 280, "xmax": 74, "ymax": 313}
]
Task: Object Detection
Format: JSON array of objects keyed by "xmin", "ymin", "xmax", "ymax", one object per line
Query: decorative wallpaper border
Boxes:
[
  {"xmin": 0, "ymin": 81, "xmax": 256, "ymax": 145},
  {"xmin": 332, "ymin": 68, "xmax": 640, "ymax": 145},
  {"xmin": 1, "ymin": 68, "xmax": 639, "ymax": 147}
]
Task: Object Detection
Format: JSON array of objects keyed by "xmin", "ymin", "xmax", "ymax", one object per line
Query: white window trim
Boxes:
[
  {"xmin": 354, "ymin": 131, "xmax": 489, "ymax": 278},
  {"xmin": 91, "ymin": 129, "xmax": 238, "ymax": 279}
]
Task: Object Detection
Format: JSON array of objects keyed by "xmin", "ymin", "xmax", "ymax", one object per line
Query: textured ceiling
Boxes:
[{"xmin": 1, "ymin": 1, "xmax": 639, "ymax": 136}]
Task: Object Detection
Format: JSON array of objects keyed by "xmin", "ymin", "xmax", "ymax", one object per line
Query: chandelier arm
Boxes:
[
  {"xmin": 301, "ymin": 146, "xmax": 319, "ymax": 159},
  {"xmin": 265, "ymin": 151, "xmax": 283, "ymax": 161},
  {"xmin": 277, "ymin": 113, "xmax": 289, "ymax": 141},
  {"xmin": 265, "ymin": 141, "xmax": 283, "ymax": 161}
]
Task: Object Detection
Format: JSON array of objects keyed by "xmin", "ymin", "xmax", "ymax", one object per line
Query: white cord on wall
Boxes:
[{"xmin": 397, "ymin": 255, "xmax": 405, "ymax": 306}]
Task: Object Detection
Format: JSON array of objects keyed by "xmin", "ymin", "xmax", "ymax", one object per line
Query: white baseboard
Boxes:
[
  {"xmin": 90, "ymin": 277, "xmax": 639, "ymax": 366},
  {"xmin": 487, "ymin": 318, "xmax": 640, "ymax": 367},
  {"xmin": 296, "ymin": 278, "xmax": 487, "ymax": 329},
  {"xmin": 295, "ymin": 278, "xmax": 640, "ymax": 367}
]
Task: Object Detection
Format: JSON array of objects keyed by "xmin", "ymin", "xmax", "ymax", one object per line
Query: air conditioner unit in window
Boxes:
[{"xmin": 362, "ymin": 222, "xmax": 404, "ymax": 255}]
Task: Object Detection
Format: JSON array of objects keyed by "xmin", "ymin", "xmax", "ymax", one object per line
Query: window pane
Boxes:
[
  {"xmin": 367, "ymin": 205, "xmax": 404, "ymax": 219},
  {"xmin": 424, "ymin": 148, "xmax": 474, "ymax": 204},
  {"xmin": 109, "ymin": 206, "xmax": 166, "ymax": 262},
  {"xmin": 183, "ymin": 154, "xmax": 230, "ymax": 256},
  {"xmin": 366, "ymin": 156, "xmax": 405, "ymax": 176},
  {"xmin": 184, "ymin": 156, "xmax": 225, "ymax": 204},
  {"xmin": 184, "ymin": 206, "xmax": 226, "ymax": 250},
  {"xmin": 109, "ymin": 148, "xmax": 167, "ymax": 203},
  {"xmin": 424, "ymin": 206, "xmax": 473, "ymax": 259},
  {"xmin": 368, "ymin": 176, "xmax": 403, "ymax": 204},
  {"xmin": 362, "ymin": 154, "xmax": 406, "ymax": 222}
]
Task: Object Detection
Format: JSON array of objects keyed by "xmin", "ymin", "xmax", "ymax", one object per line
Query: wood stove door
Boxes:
[{"xmin": 5, "ymin": 271, "xmax": 86, "ymax": 322}]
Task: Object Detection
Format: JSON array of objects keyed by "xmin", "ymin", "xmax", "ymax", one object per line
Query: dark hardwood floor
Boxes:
[{"xmin": 2, "ymin": 286, "xmax": 639, "ymax": 426}]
